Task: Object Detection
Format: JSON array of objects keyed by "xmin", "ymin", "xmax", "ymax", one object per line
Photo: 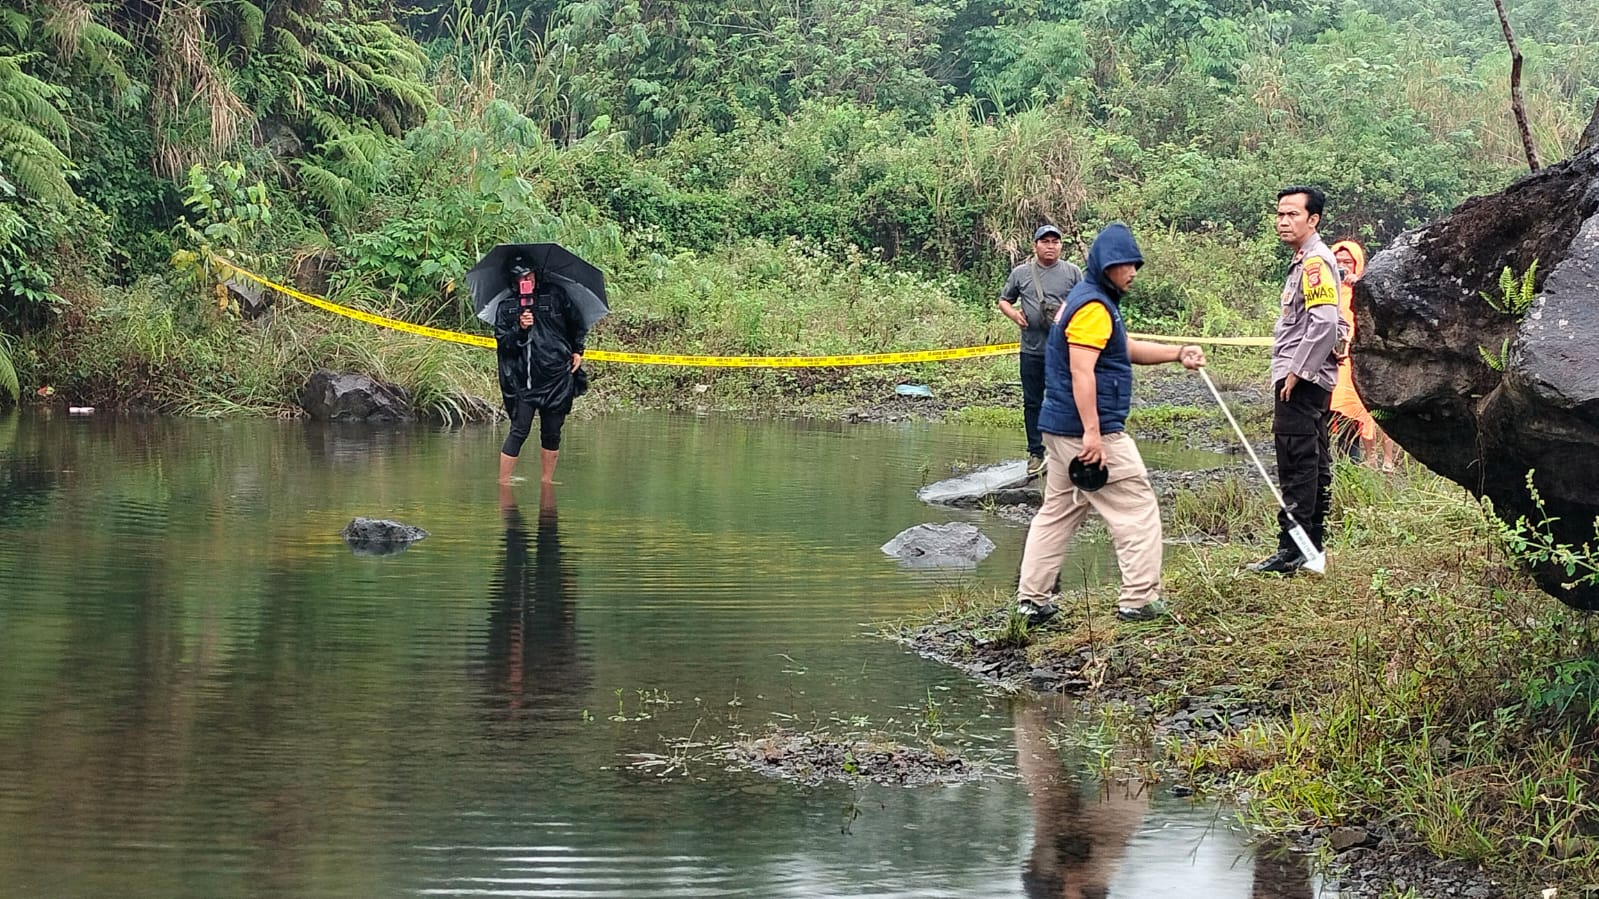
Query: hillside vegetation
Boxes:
[{"xmin": 1, "ymin": 0, "xmax": 1595, "ymax": 411}]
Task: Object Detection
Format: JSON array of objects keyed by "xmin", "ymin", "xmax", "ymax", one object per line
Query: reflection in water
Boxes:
[
  {"xmin": 0, "ymin": 413, "xmax": 60, "ymax": 525},
  {"xmin": 2, "ymin": 412, "xmax": 1315, "ymax": 897},
  {"xmin": 483, "ymin": 483, "xmax": 587, "ymax": 714},
  {"xmin": 1016, "ymin": 701, "xmax": 1146, "ymax": 899},
  {"xmin": 1250, "ymin": 845, "xmax": 1316, "ymax": 899},
  {"xmin": 1014, "ymin": 701, "xmax": 1320, "ymax": 899}
]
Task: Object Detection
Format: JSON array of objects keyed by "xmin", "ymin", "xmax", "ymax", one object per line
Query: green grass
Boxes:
[
  {"xmin": 1125, "ymin": 403, "xmax": 1211, "ymax": 443},
  {"xmin": 949, "ymin": 404, "xmax": 1022, "ymax": 430},
  {"xmin": 1166, "ymin": 473, "xmax": 1276, "ymax": 542}
]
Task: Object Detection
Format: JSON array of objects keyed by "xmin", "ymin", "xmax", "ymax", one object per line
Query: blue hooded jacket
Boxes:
[{"xmin": 1038, "ymin": 223, "xmax": 1141, "ymax": 437}]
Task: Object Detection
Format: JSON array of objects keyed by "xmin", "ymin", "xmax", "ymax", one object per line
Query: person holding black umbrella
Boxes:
[
  {"xmin": 468, "ymin": 243, "xmax": 610, "ymax": 485},
  {"xmin": 494, "ymin": 257, "xmax": 590, "ymax": 484}
]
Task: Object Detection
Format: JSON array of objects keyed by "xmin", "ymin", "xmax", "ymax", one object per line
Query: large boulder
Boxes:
[
  {"xmin": 1355, "ymin": 148, "xmax": 1599, "ymax": 610},
  {"xmin": 1577, "ymin": 100, "xmax": 1599, "ymax": 156},
  {"xmin": 300, "ymin": 370, "xmax": 413, "ymax": 422}
]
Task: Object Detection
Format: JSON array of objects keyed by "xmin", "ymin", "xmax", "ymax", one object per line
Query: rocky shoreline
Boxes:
[{"xmin": 882, "ymin": 360, "xmax": 1518, "ymax": 897}]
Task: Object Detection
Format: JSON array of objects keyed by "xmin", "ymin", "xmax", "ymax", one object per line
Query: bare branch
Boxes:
[{"xmin": 1493, "ymin": 0, "xmax": 1540, "ymax": 171}]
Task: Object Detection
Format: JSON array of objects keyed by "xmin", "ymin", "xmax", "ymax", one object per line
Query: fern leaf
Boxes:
[
  {"xmin": 272, "ymin": 26, "xmax": 309, "ymax": 72},
  {"xmin": 292, "ymin": 158, "xmax": 354, "ymax": 222},
  {"xmin": 0, "ymin": 336, "xmax": 18, "ymax": 403},
  {"xmin": 236, "ymin": 0, "xmax": 265, "ymax": 49},
  {"xmin": 0, "ymin": 9, "xmax": 32, "ymax": 42},
  {"xmin": 0, "ymin": 55, "xmax": 70, "ymax": 139},
  {"xmin": 306, "ymin": 107, "xmax": 347, "ymax": 142},
  {"xmin": 76, "ymin": 22, "xmax": 136, "ymax": 91},
  {"xmin": 1477, "ymin": 337, "xmax": 1511, "ymax": 372},
  {"xmin": 0, "ymin": 119, "xmax": 74, "ymax": 203}
]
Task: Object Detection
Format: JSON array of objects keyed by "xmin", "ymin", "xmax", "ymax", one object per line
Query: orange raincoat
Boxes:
[{"xmin": 1329, "ymin": 240, "xmax": 1373, "ymax": 439}]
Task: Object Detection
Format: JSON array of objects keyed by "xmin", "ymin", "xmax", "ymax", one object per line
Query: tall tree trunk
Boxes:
[{"xmin": 1493, "ymin": 0, "xmax": 1540, "ymax": 171}]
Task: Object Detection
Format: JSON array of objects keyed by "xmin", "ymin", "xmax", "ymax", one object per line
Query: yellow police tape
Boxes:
[{"xmin": 218, "ymin": 259, "xmax": 1270, "ymax": 367}]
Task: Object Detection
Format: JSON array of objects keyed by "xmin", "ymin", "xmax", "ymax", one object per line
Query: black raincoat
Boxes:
[{"xmin": 494, "ymin": 283, "xmax": 591, "ymax": 416}]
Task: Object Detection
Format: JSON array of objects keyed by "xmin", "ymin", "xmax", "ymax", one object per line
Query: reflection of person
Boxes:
[
  {"xmin": 999, "ymin": 224, "xmax": 1084, "ymax": 477},
  {"xmin": 1014, "ymin": 701, "xmax": 1145, "ymax": 899},
  {"xmin": 1250, "ymin": 187, "xmax": 1345, "ymax": 575},
  {"xmin": 1328, "ymin": 240, "xmax": 1399, "ymax": 471},
  {"xmin": 1014, "ymin": 223, "xmax": 1204, "ymax": 625},
  {"xmin": 484, "ymin": 483, "xmax": 584, "ymax": 712},
  {"xmin": 495, "ymin": 258, "xmax": 590, "ymax": 485},
  {"xmin": 1249, "ymin": 844, "xmax": 1314, "ymax": 899}
]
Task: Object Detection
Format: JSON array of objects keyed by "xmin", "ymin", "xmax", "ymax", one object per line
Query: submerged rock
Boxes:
[
  {"xmin": 881, "ymin": 522, "xmax": 996, "ymax": 568},
  {"xmin": 1357, "ymin": 146, "xmax": 1599, "ymax": 610},
  {"xmin": 341, "ymin": 517, "xmax": 429, "ymax": 556}
]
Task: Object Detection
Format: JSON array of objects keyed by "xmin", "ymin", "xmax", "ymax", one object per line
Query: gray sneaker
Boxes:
[
  {"xmin": 1026, "ymin": 453, "xmax": 1047, "ymax": 477},
  {"xmin": 1115, "ymin": 600, "xmax": 1169, "ymax": 622},
  {"xmin": 1015, "ymin": 599, "xmax": 1059, "ymax": 626}
]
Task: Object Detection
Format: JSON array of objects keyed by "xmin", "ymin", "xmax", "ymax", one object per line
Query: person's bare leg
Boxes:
[
  {"xmin": 1380, "ymin": 429, "xmax": 1399, "ymax": 471},
  {"xmin": 540, "ymin": 449, "xmax": 559, "ymax": 484},
  {"xmin": 498, "ymin": 452, "xmax": 518, "ymax": 485}
]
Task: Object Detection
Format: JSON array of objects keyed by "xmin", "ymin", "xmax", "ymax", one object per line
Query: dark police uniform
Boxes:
[{"xmin": 1268, "ymin": 233, "xmax": 1345, "ymax": 557}]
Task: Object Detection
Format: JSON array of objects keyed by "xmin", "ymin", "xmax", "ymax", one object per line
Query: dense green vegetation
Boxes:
[{"xmin": 0, "ymin": 0, "xmax": 1595, "ymax": 411}]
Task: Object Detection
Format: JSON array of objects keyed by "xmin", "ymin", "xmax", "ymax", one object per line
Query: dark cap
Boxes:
[
  {"xmin": 1068, "ymin": 457, "xmax": 1108, "ymax": 491},
  {"xmin": 1033, "ymin": 224, "xmax": 1063, "ymax": 241}
]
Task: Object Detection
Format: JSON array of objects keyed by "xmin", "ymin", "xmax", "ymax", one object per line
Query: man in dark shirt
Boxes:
[{"xmin": 999, "ymin": 224, "xmax": 1083, "ymax": 476}]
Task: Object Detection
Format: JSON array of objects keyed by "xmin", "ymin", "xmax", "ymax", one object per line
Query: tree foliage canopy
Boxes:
[{"xmin": 0, "ymin": 0, "xmax": 1595, "ymax": 336}]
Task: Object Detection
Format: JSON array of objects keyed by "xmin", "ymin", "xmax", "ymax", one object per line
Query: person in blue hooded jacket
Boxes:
[{"xmin": 1014, "ymin": 223, "xmax": 1205, "ymax": 625}]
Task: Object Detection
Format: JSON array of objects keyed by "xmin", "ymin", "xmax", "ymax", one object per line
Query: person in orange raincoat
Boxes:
[{"xmin": 1329, "ymin": 240, "xmax": 1398, "ymax": 470}]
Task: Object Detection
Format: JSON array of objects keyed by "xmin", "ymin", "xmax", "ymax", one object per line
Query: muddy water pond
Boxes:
[{"xmin": 0, "ymin": 410, "xmax": 1333, "ymax": 897}]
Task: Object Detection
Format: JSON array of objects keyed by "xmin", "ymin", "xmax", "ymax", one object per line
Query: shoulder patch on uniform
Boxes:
[{"xmin": 1302, "ymin": 257, "xmax": 1336, "ymax": 309}]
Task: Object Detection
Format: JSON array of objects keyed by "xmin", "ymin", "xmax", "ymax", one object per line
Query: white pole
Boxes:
[{"xmin": 1197, "ymin": 367, "xmax": 1326, "ymax": 574}]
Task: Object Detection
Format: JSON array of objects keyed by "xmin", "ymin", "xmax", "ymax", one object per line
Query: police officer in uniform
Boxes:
[{"xmin": 1251, "ymin": 186, "xmax": 1346, "ymax": 574}]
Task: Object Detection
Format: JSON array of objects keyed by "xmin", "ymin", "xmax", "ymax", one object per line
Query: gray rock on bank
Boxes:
[
  {"xmin": 882, "ymin": 522, "xmax": 996, "ymax": 569},
  {"xmin": 341, "ymin": 517, "xmax": 429, "ymax": 556},
  {"xmin": 917, "ymin": 460, "xmax": 1037, "ymax": 507},
  {"xmin": 301, "ymin": 370, "xmax": 413, "ymax": 422}
]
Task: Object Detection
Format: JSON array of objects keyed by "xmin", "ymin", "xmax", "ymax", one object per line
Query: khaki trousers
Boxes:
[{"xmin": 1017, "ymin": 431, "xmax": 1163, "ymax": 609}]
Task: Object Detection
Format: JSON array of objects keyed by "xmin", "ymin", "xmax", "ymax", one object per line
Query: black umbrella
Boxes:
[{"xmin": 467, "ymin": 243, "xmax": 609, "ymax": 329}]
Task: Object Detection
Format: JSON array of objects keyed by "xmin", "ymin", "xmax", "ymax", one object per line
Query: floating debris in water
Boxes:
[{"xmin": 730, "ymin": 727, "xmax": 985, "ymax": 786}]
